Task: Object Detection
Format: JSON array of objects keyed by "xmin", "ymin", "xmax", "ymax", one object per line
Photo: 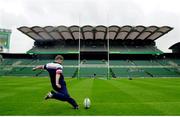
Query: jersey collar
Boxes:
[{"xmin": 53, "ymin": 61, "xmax": 61, "ymax": 65}]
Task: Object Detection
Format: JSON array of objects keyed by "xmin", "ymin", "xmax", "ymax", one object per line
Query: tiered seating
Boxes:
[
  {"xmin": 111, "ymin": 68, "xmax": 129, "ymax": 77},
  {"xmin": 110, "ymin": 60, "xmax": 132, "ymax": 66},
  {"xmin": 79, "ymin": 60, "xmax": 107, "ymax": 77},
  {"xmin": 27, "ymin": 60, "xmax": 78, "ymax": 77},
  {"xmin": 8, "ymin": 67, "xmax": 39, "ymax": 76},
  {"xmin": 18, "ymin": 59, "xmax": 34, "ymax": 65},
  {"xmin": 0, "ymin": 58, "xmax": 180, "ymax": 77},
  {"xmin": 81, "ymin": 46, "xmax": 106, "ymax": 52},
  {"xmin": 0, "ymin": 59, "xmax": 18, "ymax": 65},
  {"xmin": 111, "ymin": 68, "xmax": 153, "ymax": 78},
  {"xmin": 79, "ymin": 67, "xmax": 107, "ymax": 77},
  {"xmin": 31, "ymin": 60, "xmax": 78, "ymax": 66},
  {"xmin": 156, "ymin": 59, "xmax": 171, "ymax": 65},
  {"xmin": 132, "ymin": 60, "xmax": 160, "ymax": 66},
  {"xmin": 28, "ymin": 46, "xmax": 78, "ymax": 54},
  {"xmin": 110, "ymin": 46, "xmax": 163, "ymax": 54},
  {"xmin": 82, "ymin": 60, "xmax": 106, "ymax": 64},
  {"xmin": 171, "ymin": 59, "xmax": 180, "ymax": 65},
  {"xmin": 37, "ymin": 67, "xmax": 77, "ymax": 77},
  {"xmin": 63, "ymin": 67, "xmax": 77, "ymax": 77},
  {"xmin": 32, "ymin": 59, "xmax": 53, "ymax": 65},
  {"xmin": 0, "ymin": 68, "xmax": 10, "ymax": 75},
  {"xmin": 129, "ymin": 71, "xmax": 150, "ymax": 77},
  {"xmin": 128, "ymin": 68, "xmax": 151, "ymax": 77},
  {"xmin": 37, "ymin": 70, "xmax": 49, "ymax": 77},
  {"xmin": 63, "ymin": 60, "xmax": 78, "ymax": 65},
  {"xmin": 110, "ymin": 59, "xmax": 180, "ymax": 77},
  {"xmin": 143, "ymin": 68, "xmax": 180, "ymax": 77}
]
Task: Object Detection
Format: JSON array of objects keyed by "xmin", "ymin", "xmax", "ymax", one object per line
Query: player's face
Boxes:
[
  {"xmin": 58, "ymin": 59, "xmax": 63, "ymax": 64},
  {"xmin": 60, "ymin": 59, "xmax": 63, "ymax": 63}
]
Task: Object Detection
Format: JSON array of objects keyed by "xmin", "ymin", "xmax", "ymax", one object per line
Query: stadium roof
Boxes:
[{"xmin": 18, "ymin": 25, "xmax": 173, "ymax": 41}]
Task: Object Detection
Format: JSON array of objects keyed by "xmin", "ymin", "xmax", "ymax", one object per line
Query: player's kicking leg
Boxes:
[{"xmin": 44, "ymin": 91, "xmax": 79, "ymax": 109}]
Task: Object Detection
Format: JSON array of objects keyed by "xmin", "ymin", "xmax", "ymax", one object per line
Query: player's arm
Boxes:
[
  {"xmin": 56, "ymin": 73, "xmax": 61, "ymax": 88},
  {"xmin": 32, "ymin": 65, "xmax": 44, "ymax": 71},
  {"xmin": 56, "ymin": 69, "xmax": 62, "ymax": 88}
]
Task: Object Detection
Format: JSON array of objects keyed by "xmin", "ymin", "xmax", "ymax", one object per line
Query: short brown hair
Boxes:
[{"xmin": 55, "ymin": 55, "xmax": 64, "ymax": 61}]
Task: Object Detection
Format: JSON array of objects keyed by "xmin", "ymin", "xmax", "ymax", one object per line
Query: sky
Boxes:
[{"xmin": 0, "ymin": 0, "xmax": 180, "ymax": 53}]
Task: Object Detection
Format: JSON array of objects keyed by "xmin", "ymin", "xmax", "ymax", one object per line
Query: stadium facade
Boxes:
[{"xmin": 0, "ymin": 25, "xmax": 180, "ymax": 78}]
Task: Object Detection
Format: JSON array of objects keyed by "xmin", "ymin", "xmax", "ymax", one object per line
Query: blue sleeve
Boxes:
[{"xmin": 44, "ymin": 64, "xmax": 47, "ymax": 70}]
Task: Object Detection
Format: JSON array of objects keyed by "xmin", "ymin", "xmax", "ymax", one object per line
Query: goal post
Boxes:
[
  {"xmin": 77, "ymin": 23, "xmax": 81, "ymax": 79},
  {"xmin": 107, "ymin": 26, "xmax": 110, "ymax": 80},
  {"xmin": 77, "ymin": 16, "xmax": 110, "ymax": 79}
]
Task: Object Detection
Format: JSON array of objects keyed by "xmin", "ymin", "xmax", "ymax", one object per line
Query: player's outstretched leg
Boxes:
[
  {"xmin": 66, "ymin": 97, "xmax": 79, "ymax": 109},
  {"xmin": 53, "ymin": 92, "xmax": 79, "ymax": 109},
  {"xmin": 45, "ymin": 91, "xmax": 79, "ymax": 109}
]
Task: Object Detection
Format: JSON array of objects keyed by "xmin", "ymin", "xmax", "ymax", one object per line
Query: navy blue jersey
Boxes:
[{"xmin": 44, "ymin": 62, "xmax": 66, "ymax": 91}]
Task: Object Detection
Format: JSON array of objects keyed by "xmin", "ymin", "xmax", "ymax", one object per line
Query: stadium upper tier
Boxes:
[
  {"xmin": 18, "ymin": 25, "xmax": 173, "ymax": 41},
  {"xmin": 27, "ymin": 45, "xmax": 163, "ymax": 54}
]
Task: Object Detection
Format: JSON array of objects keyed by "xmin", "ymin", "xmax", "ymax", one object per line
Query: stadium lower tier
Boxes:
[{"xmin": 0, "ymin": 59, "xmax": 180, "ymax": 78}]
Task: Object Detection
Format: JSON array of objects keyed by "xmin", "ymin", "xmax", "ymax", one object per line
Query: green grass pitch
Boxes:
[{"xmin": 0, "ymin": 76, "xmax": 180, "ymax": 115}]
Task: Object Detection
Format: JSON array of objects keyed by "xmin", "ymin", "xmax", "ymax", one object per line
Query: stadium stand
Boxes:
[
  {"xmin": 0, "ymin": 25, "xmax": 179, "ymax": 78},
  {"xmin": 79, "ymin": 67, "xmax": 108, "ymax": 77},
  {"xmin": 110, "ymin": 60, "xmax": 133, "ymax": 66},
  {"xmin": 0, "ymin": 56, "xmax": 179, "ymax": 77},
  {"xmin": 82, "ymin": 60, "xmax": 106, "ymax": 64},
  {"xmin": 132, "ymin": 60, "xmax": 160, "ymax": 66},
  {"xmin": 143, "ymin": 68, "xmax": 180, "ymax": 77},
  {"xmin": 172, "ymin": 59, "xmax": 180, "ymax": 65},
  {"xmin": 111, "ymin": 68, "xmax": 129, "ymax": 77}
]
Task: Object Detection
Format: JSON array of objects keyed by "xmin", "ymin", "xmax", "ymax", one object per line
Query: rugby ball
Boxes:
[{"xmin": 84, "ymin": 97, "xmax": 91, "ymax": 109}]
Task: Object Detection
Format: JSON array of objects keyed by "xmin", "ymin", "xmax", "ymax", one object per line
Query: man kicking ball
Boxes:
[{"xmin": 32, "ymin": 55, "xmax": 79, "ymax": 109}]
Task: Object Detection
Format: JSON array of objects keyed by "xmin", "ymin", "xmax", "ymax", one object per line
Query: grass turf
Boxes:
[{"xmin": 0, "ymin": 76, "xmax": 180, "ymax": 115}]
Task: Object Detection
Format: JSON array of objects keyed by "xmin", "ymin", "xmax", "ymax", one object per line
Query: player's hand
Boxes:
[
  {"xmin": 32, "ymin": 68, "xmax": 36, "ymax": 71},
  {"xmin": 56, "ymin": 84, "xmax": 61, "ymax": 88}
]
